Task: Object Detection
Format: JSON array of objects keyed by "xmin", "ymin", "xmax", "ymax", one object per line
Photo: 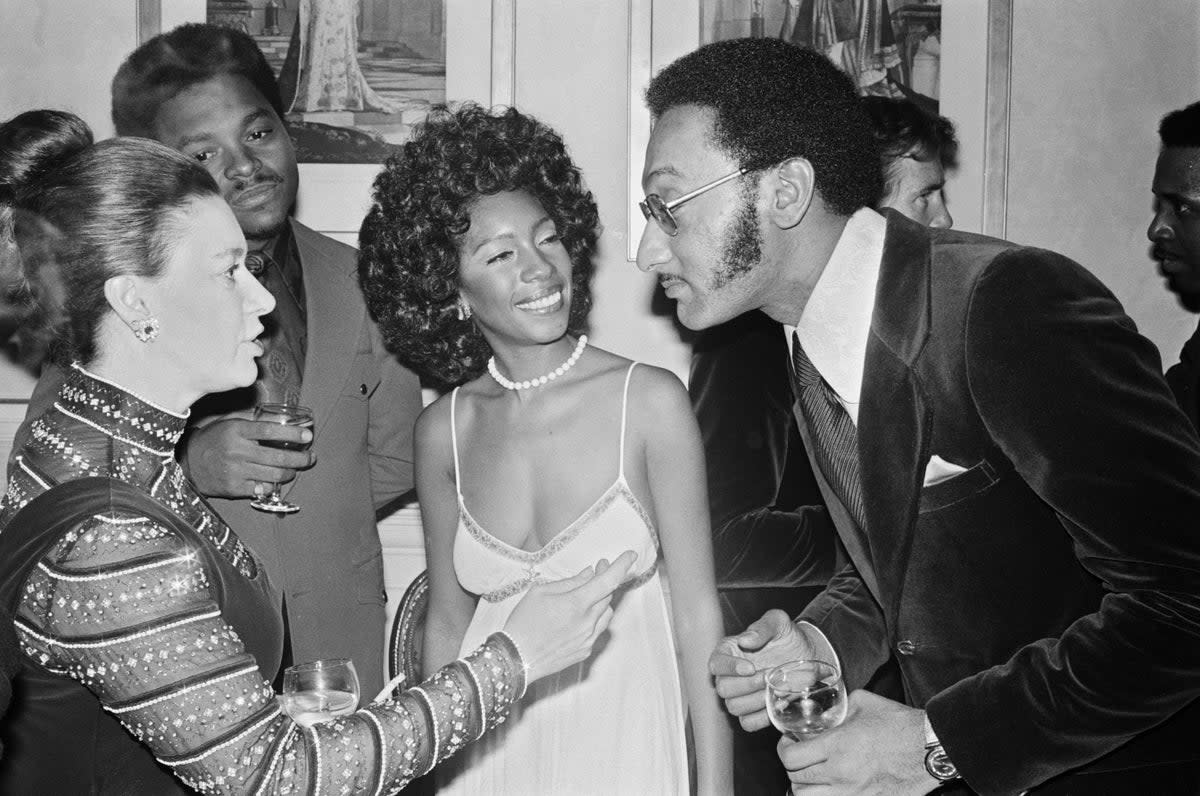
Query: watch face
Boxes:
[{"xmin": 924, "ymin": 745, "xmax": 959, "ymax": 782}]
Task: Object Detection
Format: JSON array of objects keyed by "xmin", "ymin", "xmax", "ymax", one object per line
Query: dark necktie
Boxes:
[
  {"xmin": 790, "ymin": 332, "xmax": 867, "ymax": 530},
  {"xmin": 246, "ymin": 250, "xmax": 304, "ymax": 407}
]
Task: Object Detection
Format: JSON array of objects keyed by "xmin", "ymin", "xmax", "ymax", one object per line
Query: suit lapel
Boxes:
[
  {"xmin": 293, "ymin": 220, "xmax": 363, "ymax": 433},
  {"xmin": 857, "ymin": 212, "xmax": 934, "ymax": 607}
]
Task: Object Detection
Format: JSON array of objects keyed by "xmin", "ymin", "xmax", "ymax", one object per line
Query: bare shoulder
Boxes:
[
  {"xmin": 414, "ymin": 374, "xmax": 493, "ymax": 451},
  {"xmin": 578, "ymin": 348, "xmax": 684, "ymax": 398},
  {"xmin": 414, "ymin": 390, "xmax": 458, "ymax": 468},
  {"xmin": 619, "ymin": 361, "xmax": 695, "ymax": 436},
  {"xmin": 414, "ymin": 391, "xmax": 450, "ymax": 442},
  {"xmin": 629, "ymin": 362, "xmax": 689, "ymax": 407}
]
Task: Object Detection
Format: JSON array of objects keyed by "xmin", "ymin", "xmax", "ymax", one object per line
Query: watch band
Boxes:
[{"xmin": 923, "ymin": 714, "xmax": 960, "ymax": 783}]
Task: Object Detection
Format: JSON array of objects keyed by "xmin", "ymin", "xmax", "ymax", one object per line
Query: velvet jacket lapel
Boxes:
[{"xmin": 856, "ymin": 213, "xmax": 934, "ymax": 612}]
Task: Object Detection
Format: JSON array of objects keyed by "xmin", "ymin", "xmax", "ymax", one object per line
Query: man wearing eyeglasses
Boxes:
[
  {"xmin": 639, "ymin": 38, "xmax": 1200, "ymax": 795},
  {"xmin": 684, "ymin": 95, "xmax": 957, "ymax": 796}
]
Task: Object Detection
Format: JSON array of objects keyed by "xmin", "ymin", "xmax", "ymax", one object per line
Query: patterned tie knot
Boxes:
[
  {"xmin": 244, "ymin": 250, "xmax": 272, "ymax": 278},
  {"xmin": 791, "ymin": 333, "xmax": 822, "ymax": 389}
]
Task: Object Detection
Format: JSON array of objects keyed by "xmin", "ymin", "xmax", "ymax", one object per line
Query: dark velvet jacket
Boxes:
[
  {"xmin": 1167, "ymin": 319, "xmax": 1200, "ymax": 433},
  {"xmin": 797, "ymin": 212, "xmax": 1200, "ymax": 795},
  {"xmin": 689, "ymin": 310, "xmax": 839, "ymax": 624},
  {"xmin": 688, "ymin": 312, "xmax": 839, "ymax": 796}
]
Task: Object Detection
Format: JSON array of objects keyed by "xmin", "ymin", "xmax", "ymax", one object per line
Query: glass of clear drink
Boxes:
[
  {"xmin": 764, "ymin": 659, "xmax": 847, "ymax": 740},
  {"xmin": 281, "ymin": 658, "xmax": 360, "ymax": 727},
  {"xmin": 250, "ymin": 402, "xmax": 313, "ymax": 514}
]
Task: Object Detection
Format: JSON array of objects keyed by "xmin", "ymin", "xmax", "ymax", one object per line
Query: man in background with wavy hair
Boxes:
[
  {"xmin": 862, "ymin": 96, "xmax": 957, "ymax": 230},
  {"xmin": 13, "ymin": 23, "xmax": 423, "ymax": 697}
]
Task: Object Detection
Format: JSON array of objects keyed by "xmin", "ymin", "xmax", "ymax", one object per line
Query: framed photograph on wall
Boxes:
[
  {"xmin": 628, "ymin": 0, "xmax": 1011, "ymax": 259},
  {"xmin": 141, "ymin": 1, "xmax": 446, "ymax": 164},
  {"xmin": 699, "ymin": 0, "xmax": 942, "ymax": 112}
]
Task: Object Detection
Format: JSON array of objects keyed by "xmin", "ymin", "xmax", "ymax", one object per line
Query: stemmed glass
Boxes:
[
  {"xmin": 281, "ymin": 658, "xmax": 360, "ymax": 727},
  {"xmin": 250, "ymin": 402, "xmax": 313, "ymax": 514},
  {"xmin": 764, "ymin": 659, "xmax": 847, "ymax": 740}
]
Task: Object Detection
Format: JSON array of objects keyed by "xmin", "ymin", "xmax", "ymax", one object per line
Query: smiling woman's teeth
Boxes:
[{"xmin": 518, "ymin": 290, "xmax": 561, "ymax": 310}]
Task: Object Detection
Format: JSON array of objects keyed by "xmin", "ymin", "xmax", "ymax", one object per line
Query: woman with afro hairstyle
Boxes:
[{"xmin": 359, "ymin": 104, "xmax": 731, "ymax": 795}]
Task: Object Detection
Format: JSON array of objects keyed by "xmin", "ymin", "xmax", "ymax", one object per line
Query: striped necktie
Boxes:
[{"xmin": 791, "ymin": 332, "xmax": 867, "ymax": 530}]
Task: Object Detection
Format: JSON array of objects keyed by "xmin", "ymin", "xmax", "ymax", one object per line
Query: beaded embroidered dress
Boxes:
[
  {"xmin": 437, "ymin": 363, "xmax": 689, "ymax": 795},
  {"xmin": 0, "ymin": 365, "xmax": 527, "ymax": 794}
]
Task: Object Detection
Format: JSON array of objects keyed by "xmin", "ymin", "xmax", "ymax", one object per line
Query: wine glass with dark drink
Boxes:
[
  {"xmin": 250, "ymin": 402, "xmax": 313, "ymax": 514},
  {"xmin": 764, "ymin": 659, "xmax": 847, "ymax": 740}
]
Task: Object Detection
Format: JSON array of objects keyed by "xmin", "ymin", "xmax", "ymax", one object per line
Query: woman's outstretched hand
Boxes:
[{"xmin": 503, "ymin": 551, "xmax": 637, "ymax": 683}]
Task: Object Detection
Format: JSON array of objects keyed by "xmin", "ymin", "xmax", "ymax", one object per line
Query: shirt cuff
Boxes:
[
  {"xmin": 923, "ymin": 712, "xmax": 939, "ymax": 746},
  {"xmin": 796, "ymin": 620, "xmax": 840, "ymax": 671}
]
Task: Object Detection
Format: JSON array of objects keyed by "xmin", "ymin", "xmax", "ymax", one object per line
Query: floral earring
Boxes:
[
  {"xmin": 456, "ymin": 296, "xmax": 472, "ymax": 321},
  {"xmin": 129, "ymin": 316, "xmax": 160, "ymax": 343}
]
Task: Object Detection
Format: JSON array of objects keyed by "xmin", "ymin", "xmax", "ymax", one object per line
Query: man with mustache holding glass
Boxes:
[
  {"xmin": 13, "ymin": 24, "xmax": 422, "ymax": 697},
  {"xmin": 1150, "ymin": 100, "xmax": 1200, "ymax": 432},
  {"xmin": 640, "ymin": 38, "xmax": 1200, "ymax": 795}
]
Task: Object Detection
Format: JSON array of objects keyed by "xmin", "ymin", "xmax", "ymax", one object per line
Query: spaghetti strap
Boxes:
[
  {"xmin": 449, "ymin": 386, "xmax": 464, "ymax": 499},
  {"xmin": 618, "ymin": 362, "xmax": 638, "ymax": 481}
]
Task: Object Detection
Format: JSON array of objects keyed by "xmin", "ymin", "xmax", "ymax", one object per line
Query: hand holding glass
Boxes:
[
  {"xmin": 250, "ymin": 402, "xmax": 313, "ymax": 514},
  {"xmin": 281, "ymin": 658, "xmax": 359, "ymax": 727},
  {"xmin": 765, "ymin": 659, "xmax": 847, "ymax": 739}
]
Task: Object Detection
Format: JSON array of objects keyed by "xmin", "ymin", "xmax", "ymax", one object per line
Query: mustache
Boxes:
[
  {"xmin": 1152, "ymin": 244, "xmax": 1181, "ymax": 261},
  {"xmin": 228, "ymin": 173, "xmax": 284, "ymax": 193}
]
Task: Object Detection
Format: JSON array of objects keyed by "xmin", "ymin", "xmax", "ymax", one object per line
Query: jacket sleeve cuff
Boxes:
[{"xmin": 797, "ymin": 620, "xmax": 840, "ymax": 670}]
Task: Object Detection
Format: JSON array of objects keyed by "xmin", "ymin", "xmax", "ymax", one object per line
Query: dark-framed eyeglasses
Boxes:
[{"xmin": 639, "ymin": 168, "xmax": 748, "ymax": 236}]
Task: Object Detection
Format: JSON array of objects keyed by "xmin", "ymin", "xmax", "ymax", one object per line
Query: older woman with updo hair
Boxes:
[{"xmin": 0, "ymin": 108, "xmax": 632, "ymax": 794}]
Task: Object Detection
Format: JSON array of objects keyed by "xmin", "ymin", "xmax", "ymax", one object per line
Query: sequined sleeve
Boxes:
[{"xmin": 14, "ymin": 511, "xmax": 526, "ymax": 795}]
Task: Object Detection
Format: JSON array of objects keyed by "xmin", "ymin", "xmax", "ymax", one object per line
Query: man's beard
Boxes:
[
  {"xmin": 711, "ymin": 184, "xmax": 762, "ymax": 290},
  {"xmin": 1174, "ymin": 283, "xmax": 1200, "ymax": 313}
]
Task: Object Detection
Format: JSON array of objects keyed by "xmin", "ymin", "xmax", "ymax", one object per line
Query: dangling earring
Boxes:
[
  {"xmin": 130, "ymin": 316, "xmax": 160, "ymax": 343},
  {"xmin": 456, "ymin": 296, "xmax": 472, "ymax": 321}
]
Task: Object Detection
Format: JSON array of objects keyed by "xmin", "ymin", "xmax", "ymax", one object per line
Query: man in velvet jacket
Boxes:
[
  {"xmin": 690, "ymin": 95, "xmax": 962, "ymax": 644},
  {"xmin": 11, "ymin": 24, "xmax": 422, "ymax": 697},
  {"xmin": 688, "ymin": 96, "xmax": 959, "ymax": 795},
  {"xmin": 1150, "ymin": 100, "xmax": 1200, "ymax": 432},
  {"xmin": 639, "ymin": 38, "xmax": 1200, "ymax": 794}
]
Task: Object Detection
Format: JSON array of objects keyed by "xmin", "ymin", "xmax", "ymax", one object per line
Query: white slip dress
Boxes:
[{"xmin": 436, "ymin": 363, "xmax": 689, "ymax": 795}]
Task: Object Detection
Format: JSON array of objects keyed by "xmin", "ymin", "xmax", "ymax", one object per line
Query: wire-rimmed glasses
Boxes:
[{"xmin": 639, "ymin": 167, "xmax": 748, "ymax": 236}]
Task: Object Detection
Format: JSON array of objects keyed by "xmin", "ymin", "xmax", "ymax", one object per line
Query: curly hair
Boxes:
[
  {"xmin": 645, "ymin": 37, "xmax": 881, "ymax": 216},
  {"xmin": 111, "ymin": 23, "xmax": 283, "ymax": 137},
  {"xmin": 1160, "ymin": 101, "xmax": 1200, "ymax": 149},
  {"xmin": 358, "ymin": 104, "xmax": 599, "ymax": 388}
]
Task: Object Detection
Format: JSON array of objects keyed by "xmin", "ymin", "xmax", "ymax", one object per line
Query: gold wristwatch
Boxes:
[{"xmin": 923, "ymin": 714, "xmax": 960, "ymax": 782}]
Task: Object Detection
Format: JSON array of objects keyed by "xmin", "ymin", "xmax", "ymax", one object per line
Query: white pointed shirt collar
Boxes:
[{"xmin": 783, "ymin": 207, "xmax": 887, "ymax": 425}]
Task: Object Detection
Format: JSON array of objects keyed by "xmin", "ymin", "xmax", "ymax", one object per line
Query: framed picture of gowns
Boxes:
[
  {"xmin": 699, "ymin": 0, "xmax": 943, "ymax": 113},
  {"xmin": 142, "ymin": 0, "xmax": 446, "ymax": 164},
  {"xmin": 627, "ymin": 0, "xmax": 1013, "ymax": 258}
]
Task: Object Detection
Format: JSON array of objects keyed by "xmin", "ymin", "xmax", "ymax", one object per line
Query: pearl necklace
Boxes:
[{"xmin": 488, "ymin": 335, "xmax": 588, "ymax": 390}]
